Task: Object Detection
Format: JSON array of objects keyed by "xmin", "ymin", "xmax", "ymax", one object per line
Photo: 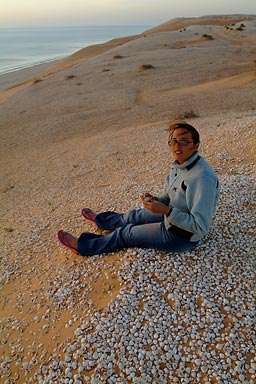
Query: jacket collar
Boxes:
[{"xmin": 173, "ymin": 152, "xmax": 201, "ymax": 171}]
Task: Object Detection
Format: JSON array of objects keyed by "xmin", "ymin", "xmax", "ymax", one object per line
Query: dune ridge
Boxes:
[
  {"xmin": 136, "ymin": 70, "xmax": 256, "ymax": 104},
  {"xmin": 1, "ymin": 14, "xmax": 255, "ymax": 103}
]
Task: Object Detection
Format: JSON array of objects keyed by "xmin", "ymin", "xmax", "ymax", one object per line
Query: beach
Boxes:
[{"xmin": 0, "ymin": 15, "xmax": 256, "ymax": 383}]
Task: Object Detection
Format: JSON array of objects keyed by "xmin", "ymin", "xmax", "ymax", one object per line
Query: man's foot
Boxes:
[
  {"xmin": 81, "ymin": 208, "xmax": 97, "ymax": 224},
  {"xmin": 58, "ymin": 230, "xmax": 79, "ymax": 255}
]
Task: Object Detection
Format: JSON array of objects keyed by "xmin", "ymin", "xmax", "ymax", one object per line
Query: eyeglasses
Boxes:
[{"xmin": 168, "ymin": 139, "xmax": 194, "ymax": 147}]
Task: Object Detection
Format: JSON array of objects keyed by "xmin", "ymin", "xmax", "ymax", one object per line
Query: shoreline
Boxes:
[
  {"xmin": 0, "ymin": 56, "xmax": 64, "ymax": 76},
  {"xmin": 0, "ymin": 33, "xmax": 144, "ymax": 103},
  {"xmin": 0, "ymin": 60, "xmax": 62, "ymax": 90},
  {"xmin": 0, "ymin": 24, "xmax": 152, "ymax": 81}
]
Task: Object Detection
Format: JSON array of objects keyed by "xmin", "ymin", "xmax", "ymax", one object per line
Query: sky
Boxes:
[{"xmin": 0, "ymin": 0, "xmax": 255, "ymax": 27}]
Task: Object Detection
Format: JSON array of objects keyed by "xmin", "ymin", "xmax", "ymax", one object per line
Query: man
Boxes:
[{"xmin": 58, "ymin": 122, "xmax": 219, "ymax": 256}]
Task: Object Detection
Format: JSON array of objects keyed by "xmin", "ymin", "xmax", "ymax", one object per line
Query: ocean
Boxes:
[{"xmin": 0, "ymin": 25, "xmax": 151, "ymax": 75}]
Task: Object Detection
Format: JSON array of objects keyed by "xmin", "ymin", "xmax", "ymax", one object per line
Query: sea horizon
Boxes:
[{"xmin": 0, "ymin": 25, "xmax": 152, "ymax": 75}]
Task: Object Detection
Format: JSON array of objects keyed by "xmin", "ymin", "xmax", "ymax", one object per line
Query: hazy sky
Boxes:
[{"xmin": 1, "ymin": 0, "xmax": 255, "ymax": 27}]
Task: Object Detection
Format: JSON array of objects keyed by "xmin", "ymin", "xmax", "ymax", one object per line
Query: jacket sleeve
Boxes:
[{"xmin": 166, "ymin": 173, "xmax": 219, "ymax": 237}]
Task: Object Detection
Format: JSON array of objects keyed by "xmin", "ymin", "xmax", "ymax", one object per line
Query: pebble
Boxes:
[{"xmin": 1, "ymin": 116, "xmax": 256, "ymax": 382}]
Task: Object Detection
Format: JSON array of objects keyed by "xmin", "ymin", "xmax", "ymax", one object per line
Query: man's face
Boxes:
[{"xmin": 169, "ymin": 128, "xmax": 199, "ymax": 164}]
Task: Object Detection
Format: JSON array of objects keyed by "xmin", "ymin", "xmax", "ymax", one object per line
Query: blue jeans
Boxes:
[{"xmin": 77, "ymin": 209, "xmax": 198, "ymax": 256}]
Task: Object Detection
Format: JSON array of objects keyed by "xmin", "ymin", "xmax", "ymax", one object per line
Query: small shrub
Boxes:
[
  {"xmin": 229, "ymin": 170, "xmax": 239, "ymax": 175},
  {"xmin": 33, "ymin": 78, "xmax": 43, "ymax": 84},
  {"xmin": 172, "ymin": 109, "xmax": 199, "ymax": 123},
  {"xmin": 166, "ymin": 112, "xmax": 199, "ymax": 129},
  {"xmin": 65, "ymin": 75, "xmax": 76, "ymax": 79},
  {"xmin": 113, "ymin": 55, "xmax": 123, "ymax": 59},
  {"xmin": 139, "ymin": 64, "xmax": 155, "ymax": 70},
  {"xmin": 4, "ymin": 227, "xmax": 14, "ymax": 232},
  {"xmin": 236, "ymin": 24, "xmax": 246, "ymax": 31},
  {"xmin": 202, "ymin": 34, "xmax": 214, "ymax": 40},
  {"xmin": 180, "ymin": 110, "xmax": 199, "ymax": 119}
]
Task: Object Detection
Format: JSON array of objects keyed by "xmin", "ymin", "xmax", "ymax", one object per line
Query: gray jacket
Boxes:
[{"xmin": 156, "ymin": 152, "xmax": 220, "ymax": 242}]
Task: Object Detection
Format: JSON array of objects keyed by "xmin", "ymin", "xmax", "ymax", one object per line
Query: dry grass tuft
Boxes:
[
  {"xmin": 178, "ymin": 110, "xmax": 199, "ymax": 119},
  {"xmin": 113, "ymin": 55, "xmax": 124, "ymax": 59},
  {"xmin": 139, "ymin": 64, "xmax": 155, "ymax": 70},
  {"xmin": 65, "ymin": 75, "xmax": 76, "ymax": 80}
]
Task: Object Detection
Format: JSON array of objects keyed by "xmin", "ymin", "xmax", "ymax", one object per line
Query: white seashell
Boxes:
[{"xmin": 65, "ymin": 355, "xmax": 71, "ymax": 363}]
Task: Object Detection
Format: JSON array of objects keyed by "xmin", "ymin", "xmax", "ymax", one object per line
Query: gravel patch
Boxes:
[{"xmin": 1, "ymin": 112, "xmax": 255, "ymax": 383}]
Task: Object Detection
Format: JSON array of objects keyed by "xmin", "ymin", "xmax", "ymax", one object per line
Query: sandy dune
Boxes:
[{"xmin": 136, "ymin": 70, "xmax": 256, "ymax": 104}]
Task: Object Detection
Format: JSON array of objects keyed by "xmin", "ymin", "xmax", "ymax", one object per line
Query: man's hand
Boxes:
[
  {"xmin": 141, "ymin": 193, "xmax": 170, "ymax": 215},
  {"xmin": 141, "ymin": 192, "xmax": 155, "ymax": 202}
]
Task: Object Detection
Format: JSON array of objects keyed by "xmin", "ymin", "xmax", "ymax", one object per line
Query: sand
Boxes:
[{"xmin": 0, "ymin": 15, "xmax": 255, "ymax": 383}]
